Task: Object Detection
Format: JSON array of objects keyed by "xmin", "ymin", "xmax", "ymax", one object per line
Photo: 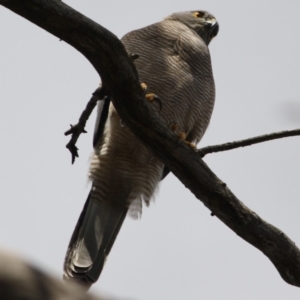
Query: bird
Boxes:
[{"xmin": 64, "ymin": 10, "xmax": 219, "ymax": 289}]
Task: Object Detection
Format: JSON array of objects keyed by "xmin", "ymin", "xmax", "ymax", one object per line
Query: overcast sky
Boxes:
[{"xmin": 0, "ymin": 1, "xmax": 300, "ymax": 299}]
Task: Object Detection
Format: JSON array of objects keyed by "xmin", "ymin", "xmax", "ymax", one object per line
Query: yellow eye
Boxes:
[{"xmin": 193, "ymin": 11, "xmax": 205, "ymax": 18}]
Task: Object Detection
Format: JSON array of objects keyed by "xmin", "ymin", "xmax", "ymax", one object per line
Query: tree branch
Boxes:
[
  {"xmin": 198, "ymin": 129, "xmax": 300, "ymax": 157},
  {"xmin": 1, "ymin": 0, "xmax": 300, "ymax": 288}
]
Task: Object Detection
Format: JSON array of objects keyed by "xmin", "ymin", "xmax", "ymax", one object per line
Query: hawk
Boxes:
[{"xmin": 64, "ymin": 10, "xmax": 219, "ymax": 288}]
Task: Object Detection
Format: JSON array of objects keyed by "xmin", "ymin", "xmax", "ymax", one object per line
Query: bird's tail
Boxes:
[{"xmin": 63, "ymin": 189, "xmax": 128, "ymax": 289}]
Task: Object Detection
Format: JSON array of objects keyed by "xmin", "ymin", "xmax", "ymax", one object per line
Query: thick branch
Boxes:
[
  {"xmin": 198, "ymin": 129, "xmax": 300, "ymax": 157},
  {"xmin": 1, "ymin": 0, "xmax": 300, "ymax": 287}
]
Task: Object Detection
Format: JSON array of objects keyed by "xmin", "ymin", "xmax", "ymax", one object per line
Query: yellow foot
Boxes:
[
  {"xmin": 141, "ymin": 82, "xmax": 147, "ymax": 90},
  {"xmin": 145, "ymin": 93, "xmax": 157, "ymax": 102},
  {"xmin": 177, "ymin": 131, "xmax": 187, "ymax": 141},
  {"xmin": 176, "ymin": 130, "xmax": 197, "ymax": 149},
  {"xmin": 184, "ymin": 141, "xmax": 197, "ymax": 149},
  {"xmin": 141, "ymin": 82, "xmax": 162, "ymax": 111}
]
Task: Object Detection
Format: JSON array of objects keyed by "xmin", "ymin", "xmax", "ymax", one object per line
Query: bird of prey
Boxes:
[{"xmin": 64, "ymin": 10, "xmax": 219, "ymax": 288}]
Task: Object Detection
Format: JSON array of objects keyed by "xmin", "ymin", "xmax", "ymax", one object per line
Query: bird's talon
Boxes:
[
  {"xmin": 152, "ymin": 95, "xmax": 163, "ymax": 111},
  {"xmin": 177, "ymin": 131, "xmax": 187, "ymax": 141},
  {"xmin": 176, "ymin": 131, "xmax": 196, "ymax": 149},
  {"xmin": 145, "ymin": 93, "xmax": 156, "ymax": 101},
  {"xmin": 141, "ymin": 83, "xmax": 163, "ymax": 110},
  {"xmin": 141, "ymin": 82, "xmax": 147, "ymax": 91},
  {"xmin": 130, "ymin": 53, "xmax": 139, "ymax": 61},
  {"xmin": 184, "ymin": 141, "xmax": 197, "ymax": 149}
]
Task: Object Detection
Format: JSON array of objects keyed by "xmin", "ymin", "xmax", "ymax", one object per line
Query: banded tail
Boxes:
[{"xmin": 63, "ymin": 189, "xmax": 128, "ymax": 289}]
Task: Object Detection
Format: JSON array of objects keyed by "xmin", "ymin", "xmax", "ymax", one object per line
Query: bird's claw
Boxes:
[
  {"xmin": 177, "ymin": 131, "xmax": 196, "ymax": 148},
  {"xmin": 184, "ymin": 140, "xmax": 197, "ymax": 149},
  {"xmin": 145, "ymin": 93, "xmax": 163, "ymax": 111},
  {"xmin": 141, "ymin": 82, "xmax": 147, "ymax": 91},
  {"xmin": 177, "ymin": 131, "xmax": 187, "ymax": 141},
  {"xmin": 141, "ymin": 83, "xmax": 162, "ymax": 111},
  {"xmin": 130, "ymin": 53, "xmax": 140, "ymax": 61}
]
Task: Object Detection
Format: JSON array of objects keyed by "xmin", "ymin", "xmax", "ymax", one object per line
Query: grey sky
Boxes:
[{"xmin": 0, "ymin": 1, "xmax": 300, "ymax": 299}]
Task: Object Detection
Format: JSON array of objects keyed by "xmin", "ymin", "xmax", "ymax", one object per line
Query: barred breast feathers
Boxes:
[
  {"xmin": 89, "ymin": 19, "xmax": 215, "ymax": 217},
  {"xmin": 89, "ymin": 105, "xmax": 164, "ymax": 219},
  {"xmin": 122, "ymin": 20, "xmax": 215, "ymax": 143}
]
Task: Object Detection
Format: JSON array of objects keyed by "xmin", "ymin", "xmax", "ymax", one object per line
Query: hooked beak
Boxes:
[{"xmin": 205, "ymin": 19, "xmax": 219, "ymax": 44}]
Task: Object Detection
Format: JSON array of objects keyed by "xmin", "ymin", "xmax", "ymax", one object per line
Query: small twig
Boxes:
[
  {"xmin": 198, "ymin": 129, "xmax": 300, "ymax": 158},
  {"xmin": 64, "ymin": 86, "xmax": 107, "ymax": 164}
]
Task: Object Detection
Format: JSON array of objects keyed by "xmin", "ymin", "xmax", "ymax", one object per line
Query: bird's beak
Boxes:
[
  {"xmin": 206, "ymin": 19, "xmax": 219, "ymax": 42},
  {"xmin": 205, "ymin": 18, "xmax": 217, "ymax": 27},
  {"xmin": 211, "ymin": 22, "xmax": 219, "ymax": 38}
]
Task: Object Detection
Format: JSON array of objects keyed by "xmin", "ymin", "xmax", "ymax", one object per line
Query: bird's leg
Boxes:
[{"xmin": 141, "ymin": 82, "xmax": 162, "ymax": 111}]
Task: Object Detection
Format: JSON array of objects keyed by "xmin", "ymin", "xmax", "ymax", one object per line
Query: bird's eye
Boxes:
[{"xmin": 193, "ymin": 11, "xmax": 205, "ymax": 18}]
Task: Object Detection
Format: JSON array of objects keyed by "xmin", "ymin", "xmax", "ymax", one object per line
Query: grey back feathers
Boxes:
[{"xmin": 64, "ymin": 10, "xmax": 219, "ymax": 289}]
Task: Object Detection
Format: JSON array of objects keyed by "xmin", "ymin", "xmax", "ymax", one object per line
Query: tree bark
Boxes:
[{"xmin": 1, "ymin": 0, "xmax": 300, "ymax": 287}]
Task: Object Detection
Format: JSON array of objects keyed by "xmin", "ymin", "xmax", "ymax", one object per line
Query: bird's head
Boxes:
[{"xmin": 165, "ymin": 10, "xmax": 219, "ymax": 45}]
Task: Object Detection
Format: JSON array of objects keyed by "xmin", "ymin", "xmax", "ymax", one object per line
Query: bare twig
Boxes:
[
  {"xmin": 64, "ymin": 86, "xmax": 106, "ymax": 164},
  {"xmin": 1, "ymin": 0, "xmax": 300, "ymax": 288},
  {"xmin": 198, "ymin": 129, "xmax": 300, "ymax": 157}
]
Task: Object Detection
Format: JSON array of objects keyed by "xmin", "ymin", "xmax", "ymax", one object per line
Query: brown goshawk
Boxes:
[{"xmin": 64, "ymin": 10, "xmax": 219, "ymax": 289}]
